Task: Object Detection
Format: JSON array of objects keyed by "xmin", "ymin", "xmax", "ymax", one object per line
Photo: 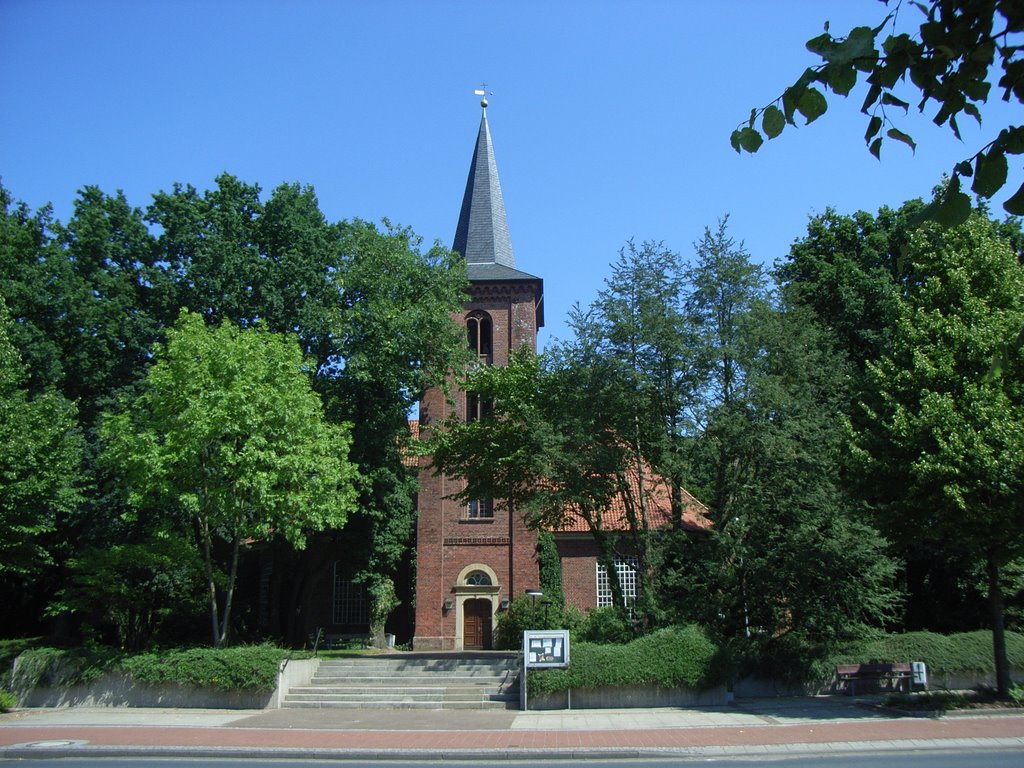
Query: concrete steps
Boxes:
[{"xmin": 281, "ymin": 653, "xmax": 521, "ymax": 710}]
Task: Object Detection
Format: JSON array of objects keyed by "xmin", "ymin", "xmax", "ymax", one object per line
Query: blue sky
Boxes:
[{"xmin": 2, "ymin": 0, "xmax": 1020, "ymax": 347}]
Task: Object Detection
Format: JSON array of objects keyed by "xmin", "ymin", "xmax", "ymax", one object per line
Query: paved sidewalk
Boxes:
[{"xmin": 1, "ymin": 697, "xmax": 1022, "ymax": 760}]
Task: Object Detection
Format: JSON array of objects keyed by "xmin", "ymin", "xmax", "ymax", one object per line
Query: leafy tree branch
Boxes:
[{"xmin": 733, "ymin": 0, "xmax": 1024, "ymax": 224}]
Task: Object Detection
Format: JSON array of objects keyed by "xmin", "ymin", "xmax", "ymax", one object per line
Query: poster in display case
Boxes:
[{"xmin": 523, "ymin": 629, "xmax": 570, "ymax": 668}]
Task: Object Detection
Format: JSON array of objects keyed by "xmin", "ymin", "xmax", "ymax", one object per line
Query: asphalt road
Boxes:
[{"xmin": 3, "ymin": 750, "xmax": 1023, "ymax": 767}]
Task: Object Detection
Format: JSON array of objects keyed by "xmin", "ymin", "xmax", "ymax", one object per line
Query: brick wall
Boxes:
[
  {"xmin": 413, "ymin": 282, "xmax": 542, "ymax": 650},
  {"xmin": 556, "ymin": 536, "xmax": 599, "ymax": 612}
]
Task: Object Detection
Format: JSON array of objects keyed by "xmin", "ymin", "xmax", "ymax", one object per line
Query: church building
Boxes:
[
  {"xmin": 271, "ymin": 105, "xmax": 709, "ymax": 651},
  {"xmin": 412, "ymin": 102, "xmax": 544, "ymax": 650}
]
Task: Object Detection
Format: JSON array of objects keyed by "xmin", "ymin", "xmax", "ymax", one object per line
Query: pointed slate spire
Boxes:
[{"xmin": 452, "ymin": 107, "xmax": 516, "ymax": 269}]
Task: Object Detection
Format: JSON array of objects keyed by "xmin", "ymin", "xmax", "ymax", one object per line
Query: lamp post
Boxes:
[
  {"xmin": 541, "ymin": 599, "xmax": 553, "ymax": 628},
  {"xmin": 524, "ymin": 589, "xmax": 543, "ymax": 627}
]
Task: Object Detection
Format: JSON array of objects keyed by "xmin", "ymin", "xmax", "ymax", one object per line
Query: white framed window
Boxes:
[
  {"xmin": 596, "ymin": 556, "xmax": 638, "ymax": 610},
  {"xmin": 468, "ymin": 498, "xmax": 494, "ymax": 519},
  {"xmin": 332, "ymin": 565, "xmax": 369, "ymax": 626}
]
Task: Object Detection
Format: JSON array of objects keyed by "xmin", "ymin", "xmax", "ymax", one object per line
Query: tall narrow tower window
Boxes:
[
  {"xmin": 467, "ymin": 313, "xmax": 493, "ymax": 365},
  {"xmin": 466, "ymin": 392, "xmax": 493, "ymax": 423}
]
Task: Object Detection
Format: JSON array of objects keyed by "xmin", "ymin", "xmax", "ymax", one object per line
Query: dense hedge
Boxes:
[
  {"xmin": 121, "ymin": 645, "xmax": 292, "ymax": 691},
  {"xmin": 738, "ymin": 630, "xmax": 1024, "ymax": 683},
  {"xmin": 11, "ymin": 646, "xmax": 119, "ymax": 690},
  {"xmin": 7, "ymin": 629, "xmax": 1022, "ymax": 697},
  {"xmin": 11, "ymin": 644, "xmax": 299, "ymax": 693},
  {"xmin": 836, "ymin": 631, "xmax": 1024, "ymax": 676},
  {"xmin": 527, "ymin": 625, "xmax": 721, "ymax": 696}
]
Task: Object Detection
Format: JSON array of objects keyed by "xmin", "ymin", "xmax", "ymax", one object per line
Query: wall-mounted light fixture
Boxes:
[
  {"xmin": 443, "ymin": 598, "xmax": 454, "ymax": 611},
  {"xmin": 499, "ymin": 599, "xmax": 510, "ymax": 610}
]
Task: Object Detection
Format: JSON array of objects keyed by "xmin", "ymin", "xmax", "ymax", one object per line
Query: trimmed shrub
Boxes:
[
  {"xmin": 733, "ymin": 633, "xmax": 837, "ymax": 684},
  {"xmin": 10, "ymin": 643, "xmax": 301, "ymax": 694},
  {"xmin": 0, "ymin": 637, "xmax": 42, "ymax": 692},
  {"xmin": 737, "ymin": 630, "xmax": 1024, "ymax": 684},
  {"xmin": 0, "ymin": 638, "xmax": 42, "ymax": 672},
  {"xmin": 577, "ymin": 606, "xmax": 634, "ymax": 645},
  {"xmin": 11, "ymin": 647, "xmax": 119, "ymax": 690},
  {"xmin": 493, "ymin": 596, "xmax": 585, "ymax": 650},
  {"xmin": 528, "ymin": 625, "xmax": 720, "ymax": 695},
  {"xmin": 121, "ymin": 644, "xmax": 289, "ymax": 691},
  {"xmin": 836, "ymin": 630, "xmax": 1024, "ymax": 676}
]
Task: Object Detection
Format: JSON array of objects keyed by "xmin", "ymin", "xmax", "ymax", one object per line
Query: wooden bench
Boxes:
[
  {"xmin": 309, "ymin": 629, "xmax": 370, "ymax": 653},
  {"xmin": 321, "ymin": 633, "xmax": 370, "ymax": 650},
  {"xmin": 836, "ymin": 662, "xmax": 913, "ymax": 695}
]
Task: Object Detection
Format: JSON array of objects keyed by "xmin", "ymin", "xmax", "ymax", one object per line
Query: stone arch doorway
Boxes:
[{"xmin": 453, "ymin": 563, "xmax": 500, "ymax": 650}]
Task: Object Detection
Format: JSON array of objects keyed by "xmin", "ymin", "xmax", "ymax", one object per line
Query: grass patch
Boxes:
[{"xmin": 315, "ymin": 648, "xmax": 377, "ymax": 659}]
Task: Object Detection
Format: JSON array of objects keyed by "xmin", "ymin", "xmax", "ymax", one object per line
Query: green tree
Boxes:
[
  {"xmin": 779, "ymin": 200, "xmax": 1024, "ymax": 633},
  {"xmin": 0, "ymin": 184, "xmax": 64, "ymax": 394},
  {"xmin": 322, "ymin": 219, "xmax": 468, "ymax": 623},
  {"xmin": 2, "ymin": 175, "xmax": 467, "ymax": 642},
  {"xmin": 149, "ymin": 176, "xmax": 469, "ymax": 636},
  {"xmin": 677, "ymin": 301, "xmax": 900, "ymax": 646},
  {"xmin": 432, "ymin": 240, "xmax": 711, "ymax": 627},
  {"xmin": 101, "ymin": 311, "xmax": 359, "ymax": 647},
  {"xmin": 734, "ymin": 0, "xmax": 1024, "ymax": 223},
  {"xmin": 50, "ymin": 187, "xmax": 167, "ymax": 427},
  {"xmin": 147, "ymin": 174, "xmax": 269, "ymax": 328},
  {"xmin": 49, "ymin": 537, "xmax": 206, "ymax": 651},
  {"xmin": 686, "ymin": 218, "xmax": 767, "ymax": 413},
  {"xmin": 776, "ymin": 204, "xmax": 915, "ymax": 376},
  {"xmin": 684, "ymin": 219, "xmax": 769, "ymax": 522},
  {"xmin": 851, "ymin": 212, "xmax": 1024, "ymax": 696},
  {"xmin": 583, "ymin": 241, "xmax": 696, "ymax": 623},
  {"xmin": 671, "ymin": 218, "xmax": 898, "ymax": 648},
  {"xmin": 428, "ymin": 344, "xmax": 643, "ymax": 618},
  {"xmin": 0, "ymin": 301, "xmax": 84, "ymax": 576}
]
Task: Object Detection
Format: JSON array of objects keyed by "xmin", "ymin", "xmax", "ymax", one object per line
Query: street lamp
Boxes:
[
  {"xmin": 541, "ymin": 599, "xmax": 553, "ymax": 627},
  {"xmin": 524, "ymin": 589, "xmax": 543, "ymax": 627}
]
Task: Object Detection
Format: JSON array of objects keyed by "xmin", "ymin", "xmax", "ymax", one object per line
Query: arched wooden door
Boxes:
[{"xmin": 463, "ymin": 598, "xmax": 493, "ymax": 650}]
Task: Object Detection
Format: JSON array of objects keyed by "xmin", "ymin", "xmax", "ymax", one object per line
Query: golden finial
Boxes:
[{"xmin": 474, "ymin": 84, "xmax": 491, "ymax": 109}]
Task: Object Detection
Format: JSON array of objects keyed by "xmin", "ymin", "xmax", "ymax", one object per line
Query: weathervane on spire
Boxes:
[{"xmin": 474, "ymin": 83, "xmax": 492, "ymax": 109}]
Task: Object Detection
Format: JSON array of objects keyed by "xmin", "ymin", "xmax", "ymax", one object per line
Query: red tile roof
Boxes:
[
  {"xmin": 406, "ymin": 419, "xmax": 709, "ymax": 533},
  {"xmin": 551, "ymin": 472, "xmax": 710, "ymax": 534},
  {"xmin": 402, "ymin": 420, "xmax": 421, "ymax": 468}
]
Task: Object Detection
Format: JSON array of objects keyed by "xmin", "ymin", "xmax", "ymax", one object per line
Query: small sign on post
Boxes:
[
  {"xmin": 911, "ymin": 661, "xmax": 927, "ymax": 689},
  {"xmin": 522, "ymin": 629, "xmax": 570, "ymax": 710}
]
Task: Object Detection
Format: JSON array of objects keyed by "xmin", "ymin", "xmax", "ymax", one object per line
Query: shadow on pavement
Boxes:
[{"xmin": 729, "ymin": 695, "xmax": 896, "ymax": 723}]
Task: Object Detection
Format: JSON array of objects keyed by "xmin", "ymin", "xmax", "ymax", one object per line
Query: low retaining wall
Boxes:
[
  {"xmin": 734, "ymin": 667, "xmax": 1024, "ymax": 698},
  {"xmin": 524, "ymin": 683, "xmax": 728, "ymax": 710},
  {"xmin": 14, "ymin": 657, "xmax": 320, "ymax": 710},
  {"xmin": 273, "ymin": 657, "xmax": 319, "ymax": 708},
  {"xmin": 925, "ymin": 669, "xmax": 1024, "ymax": 691}
]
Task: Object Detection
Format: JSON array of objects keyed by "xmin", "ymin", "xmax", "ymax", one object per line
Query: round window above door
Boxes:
[{"xmin": 465, "ymin": 570, "xmax": 492, "ymax": 586}]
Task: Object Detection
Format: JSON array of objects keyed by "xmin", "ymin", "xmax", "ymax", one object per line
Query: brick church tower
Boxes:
[{"xmin": 413, "ymin": 104, "xmax": 544, "ymax": 650}]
